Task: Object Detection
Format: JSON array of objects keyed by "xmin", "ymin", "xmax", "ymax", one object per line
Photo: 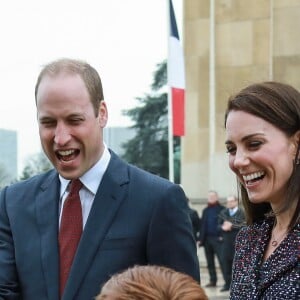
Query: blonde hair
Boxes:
[{"xmin": 96, "ymin": 265, "xmax": 207, "ymax": 300}]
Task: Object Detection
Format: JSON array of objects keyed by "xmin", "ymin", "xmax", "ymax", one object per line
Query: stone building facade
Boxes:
[{"xmin": 182, "ymin": 0, "xmax": 300, "ymax": 200}]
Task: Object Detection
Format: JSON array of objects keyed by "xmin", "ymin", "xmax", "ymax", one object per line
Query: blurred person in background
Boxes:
[
  {"xmin": 198, "ymin": 190, "xmax": 225, "ymax": 288},
  {"xmin": 218, "ymin": 195, "xmax": 245, "ymax": 292},
  {"xmin": 186, "ymin": 197, "xmax": 201, "ymax": 242}
]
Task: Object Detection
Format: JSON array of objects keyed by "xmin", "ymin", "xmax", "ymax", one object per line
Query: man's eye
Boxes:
[
  {"xmin": 69, "ymin": 119, "xmax": 83, "ymax": 124},
  {"xmin": 40, "ymin": 120, "xmax": 56, "ymax": 127}
]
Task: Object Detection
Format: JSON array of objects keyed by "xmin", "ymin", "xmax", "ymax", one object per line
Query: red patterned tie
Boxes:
[{"xmin": 59, "ymin": 179, "xmax": 83, "ymax": 297}]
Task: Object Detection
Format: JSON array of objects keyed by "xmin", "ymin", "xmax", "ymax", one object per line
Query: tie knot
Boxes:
[{"xmin": 69, "ymin": 179, "xmax": 83, "ymax": 196}]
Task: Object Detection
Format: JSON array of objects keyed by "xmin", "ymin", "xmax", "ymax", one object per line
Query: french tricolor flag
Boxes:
[{"xmin": 168, "ymin": 0, "xmax": 185, "ymax": 137}]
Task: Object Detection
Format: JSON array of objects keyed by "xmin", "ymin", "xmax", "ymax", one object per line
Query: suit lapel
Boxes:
[
  {"xmin": 63, "ymin": 152, "xmax": 129, "ymax": 300},
  {"xmin": 35, "ymin": 171, "xmax": 60, "ymax": 299}
]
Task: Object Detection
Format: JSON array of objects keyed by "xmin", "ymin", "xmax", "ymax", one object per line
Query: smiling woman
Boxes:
[{"xmin": 224, "ymin": 81, "xmax": 300, "ymax": 300}]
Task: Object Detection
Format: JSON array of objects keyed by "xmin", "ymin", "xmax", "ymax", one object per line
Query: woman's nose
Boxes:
[{"xmin": 233, "ymin": 149, "xmax": 250, "ymax": 168}]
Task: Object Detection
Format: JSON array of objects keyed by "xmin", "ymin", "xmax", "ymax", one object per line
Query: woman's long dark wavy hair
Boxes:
[{"xmin": 224, "ymin": 81, "xmax": 300, "ymax": 230}]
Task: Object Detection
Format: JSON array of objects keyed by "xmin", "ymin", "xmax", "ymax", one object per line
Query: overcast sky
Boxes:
[{"xmin": 0, "ymin": 0, "xmax": 182, "ymax": 172}]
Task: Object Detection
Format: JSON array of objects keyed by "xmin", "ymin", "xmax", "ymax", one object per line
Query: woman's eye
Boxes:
[
  {"xmin": 248, "ymin": 141, "xmax": 262, "ymax": 149},
  {"xmin": 226, "ymin": 146, "xmax": 236, "ymax": 154}
]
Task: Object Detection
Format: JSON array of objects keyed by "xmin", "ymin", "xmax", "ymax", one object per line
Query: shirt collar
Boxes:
[
  {"xmin": 59, "ymin": 144, "xmax": 111, "ymax": 197},
  {"xmin": 230, "ymin": 207, "xmax": 238, "ymax": 214}
]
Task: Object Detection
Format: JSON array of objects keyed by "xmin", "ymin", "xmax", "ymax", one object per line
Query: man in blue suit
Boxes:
[{"xmin": 0, "ymin": 58, "xmax": 200, "ymax": 299}]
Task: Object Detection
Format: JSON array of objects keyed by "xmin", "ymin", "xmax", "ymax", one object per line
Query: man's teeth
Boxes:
[
  {"xmin": 58, "ymin": 150, "xmax": 74, "ymax": 156},
  {"xmin": 243, "ymin": 171, "xmax": 265, "ymax": 181}
]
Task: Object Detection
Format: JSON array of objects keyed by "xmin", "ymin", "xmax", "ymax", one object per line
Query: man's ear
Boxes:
[{"xmin": 98, "ymin": 100, "xmax": 108, "ymax": 128}]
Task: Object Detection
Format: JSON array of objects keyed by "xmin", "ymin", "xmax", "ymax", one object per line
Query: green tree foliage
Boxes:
[
  {"xmin": 20, "ymin": 152, "xmax": 52, "ymax": 180},
  {"xmin": 121, "ymin": 61, "xmax": 180, "ymax": 181}
]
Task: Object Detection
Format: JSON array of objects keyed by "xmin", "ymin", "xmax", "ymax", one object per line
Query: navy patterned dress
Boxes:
[{"xmin": 230, "ymin": 218, "xmax": 299, "ymax": 299}]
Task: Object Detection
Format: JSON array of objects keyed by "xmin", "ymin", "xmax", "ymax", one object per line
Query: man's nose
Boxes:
[{"xmin": 54, "ymin": 123, "xmax": 71, "ymax": 146}]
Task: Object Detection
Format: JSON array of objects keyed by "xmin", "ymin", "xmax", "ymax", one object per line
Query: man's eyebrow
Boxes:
[{"xmin": 38, "ymin": 116, "xmax": 54, "ymax": 121}]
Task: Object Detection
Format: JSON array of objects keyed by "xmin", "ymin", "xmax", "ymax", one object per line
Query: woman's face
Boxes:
[{"xmin": 225, "ymin": 110, "xmax": 298, "ymax": 207}]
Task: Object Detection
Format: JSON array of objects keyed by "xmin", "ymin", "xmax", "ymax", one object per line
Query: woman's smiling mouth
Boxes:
[{"xmin": 242, "ymin": 171, "xmax": 265, "ymax": 185}]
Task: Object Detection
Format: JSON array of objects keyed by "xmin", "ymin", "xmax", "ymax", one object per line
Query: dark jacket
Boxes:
[
  {"xmin": 199, "ymin": 203, "xmax": 224, "ymax": 243},
  {"xmin": 188, "ymin": 207, "xmax": 201, "ymax": 241},
  {"xmin": 218, "ymin": 207, "xmax": 245, "ymax": 259},
  {"xmin": 230, "ymin": 218, "xmax": 299, "ymax": 299},
  {"xmin": 0, "ymin": 151, "xmax": 200, "ymax": 300}
]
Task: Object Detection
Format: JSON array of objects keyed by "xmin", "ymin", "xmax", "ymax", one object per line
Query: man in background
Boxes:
[
  {"xmin": 186, "ymin": 197, "xmax": 201, "ymax": 242},
  {"xmin": 198, "ymin": 191, "xmax": 225, "ymax": 288},
  {"xmin": 218, "ymin": 195, "xmax": 245, "ymax": 292}
]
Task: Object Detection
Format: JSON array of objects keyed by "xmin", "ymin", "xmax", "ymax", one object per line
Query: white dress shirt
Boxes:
[
  {"xmin": 59, "ymin": 145, "xmax": 111, "ymax": 228},
  {"xmin": 229, "ymin": 206, "xmax": 238, "ymax": 216}
]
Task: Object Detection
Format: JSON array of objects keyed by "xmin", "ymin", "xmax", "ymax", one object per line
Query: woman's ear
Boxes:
[{"xmin": 292, "ymin": 130, "xmax": 300, "ymax": 165}]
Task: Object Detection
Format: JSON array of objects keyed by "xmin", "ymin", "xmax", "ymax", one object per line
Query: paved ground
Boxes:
[
  {"xmin": 198, "ymin": 248, "xmax": 230, "ymax": 300},
  {"xmin": 200, "ymin": 267, "xmax": 229, "ymax": 300}
]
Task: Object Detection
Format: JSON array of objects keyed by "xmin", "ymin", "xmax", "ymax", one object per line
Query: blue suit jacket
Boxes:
[{"xmin": 0, "ymin": 151, "xmax": 200, "ymax": 299}]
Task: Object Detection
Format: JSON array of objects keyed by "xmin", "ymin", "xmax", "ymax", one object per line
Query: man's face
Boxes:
[
  {"xmin": 36, "ymin": 72, "xmax": 108, "ymax": 179},
  {"xmin": 226, "ymin": 196, "xmax": 238, "ymax": 209},
  {"xmin": 207, "ymin": 192, "xmax": 218, "ymax": 204}
]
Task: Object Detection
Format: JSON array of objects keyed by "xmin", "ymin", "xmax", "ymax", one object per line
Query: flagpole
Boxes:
[
  {"xmin": 167, "ymin": 0, "xmax": 174, "ymax": 182},
  {"xmin": 168, "ymin": 90, "xmax": 174, "ymax": 183},
  {"xmin": 209, "ymin": 0, "xmax": 216, "ymax": 189}
]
